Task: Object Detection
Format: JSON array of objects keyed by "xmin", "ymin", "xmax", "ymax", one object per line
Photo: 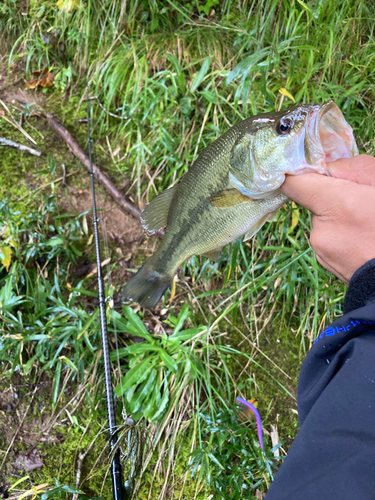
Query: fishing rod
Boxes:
[{"xmin": 87, "ymin": 88, "xmax": 124, "ymax": 500}]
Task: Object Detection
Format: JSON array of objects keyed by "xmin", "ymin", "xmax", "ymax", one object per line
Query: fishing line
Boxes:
[{"xmin": 86, "ymin": 87, "xmax": 124, "ymax": 500}]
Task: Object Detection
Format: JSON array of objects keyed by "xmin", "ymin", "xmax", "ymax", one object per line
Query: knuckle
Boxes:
[
  {"xmin": 360, "ymin": 154, "xmax": 375, "ymax": 169},
  {"xmin": 309, "ymin": 229, "xmax": 321, "ymax": 251}
]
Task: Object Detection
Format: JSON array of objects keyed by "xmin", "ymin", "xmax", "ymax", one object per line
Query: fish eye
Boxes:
[{"xmin": 276, "ymin": 119, "xmax": 292, "ymax": 135}]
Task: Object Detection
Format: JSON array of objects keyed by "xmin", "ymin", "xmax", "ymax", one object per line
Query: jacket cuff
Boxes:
[{"xmin": 343, "ymin": 258, "xmax": 375, "ymax": 314}]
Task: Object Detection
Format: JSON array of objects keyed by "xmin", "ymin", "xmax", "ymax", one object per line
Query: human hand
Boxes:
[{"xmin": 281, "ymin": 155, "xmax": 375, "ymax": 285}]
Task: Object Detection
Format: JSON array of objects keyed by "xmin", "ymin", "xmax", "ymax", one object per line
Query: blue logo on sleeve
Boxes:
[{"xmin": 313, "ymin": 319, "xmax": 375, "ymax": 344}]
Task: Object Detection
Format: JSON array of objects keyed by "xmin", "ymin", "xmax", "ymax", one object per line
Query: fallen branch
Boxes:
[
  {"xmin": 42, "ymin": 112, "xmax": 141, "ymax": 219},
  {"xmin": 0, "ymin": 99, "xmax": 38, "ymax": 145},
  {"xmin": 0, "ymin": 137, "xmax": 42, "ymax": 156}
]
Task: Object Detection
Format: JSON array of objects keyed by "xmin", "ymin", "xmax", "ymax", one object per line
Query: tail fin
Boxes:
[{"xmin": 122, "ymin": 260, "xmax": 172, "ymax": 308}]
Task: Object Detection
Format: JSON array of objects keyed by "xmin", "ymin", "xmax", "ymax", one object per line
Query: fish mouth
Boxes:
[{"xmin": 306, "ymin": 101, "xmax": 359, "ymax": 169}]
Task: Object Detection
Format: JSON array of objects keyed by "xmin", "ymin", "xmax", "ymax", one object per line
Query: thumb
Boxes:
[{"xmin": 327, "ymin": 155, "xmax": 375, "ymax": 187}]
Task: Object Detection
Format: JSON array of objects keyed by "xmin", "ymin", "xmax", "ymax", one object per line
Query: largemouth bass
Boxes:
[{"xmin": 123, "ymin": 101, "xmax": 358, "ymax": 308}]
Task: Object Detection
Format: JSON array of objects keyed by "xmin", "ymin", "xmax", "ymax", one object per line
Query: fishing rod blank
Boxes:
[{"xmin": 87, "ymin": 92, "xmax": 124, "ymax": 500}]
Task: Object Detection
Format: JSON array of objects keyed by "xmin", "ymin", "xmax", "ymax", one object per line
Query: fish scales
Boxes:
[
  {"xmin": 123, "ymin": 102, "xmax": 358, "ymax": 307},
  {"xmin": 155, "ymin": 125, "xmax": 285, "ymax": 271}
]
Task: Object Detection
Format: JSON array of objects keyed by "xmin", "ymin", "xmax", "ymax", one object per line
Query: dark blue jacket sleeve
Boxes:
[{"xmin": 265, "ymin": 258, "xmax": 375, "ymax": 500}]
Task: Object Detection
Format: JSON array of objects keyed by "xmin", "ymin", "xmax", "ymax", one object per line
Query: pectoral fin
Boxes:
[
  {"xmin": 140, "ymin": 185, "xmax": 177, "ymax": 235},
  {"xmin": 243, "ymin": 209, "xmax": 279, "ymax": 241},
  {"xmin": 210, "ymin": 189, "xmax": 254, "ymax": 208},
  {"xmin": 202, "ymin": 247, "xmax": 223, "ymax": 262}
]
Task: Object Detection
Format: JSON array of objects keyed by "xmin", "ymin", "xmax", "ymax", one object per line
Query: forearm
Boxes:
[{"xmin": 266, "ymin": 259, "xmax": 375, "ymax": 500}]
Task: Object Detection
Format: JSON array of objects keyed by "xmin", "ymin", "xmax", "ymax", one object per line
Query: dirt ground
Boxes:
[
  {"xmin": 0, "ymin": 64, "xmax": 144, "ymax": 246},
  {"xmin": 0, "ymin": 66, "xmax": 148, "ymax": 495}
]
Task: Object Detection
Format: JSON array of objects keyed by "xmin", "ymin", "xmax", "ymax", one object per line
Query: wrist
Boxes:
[{"xmin": 343, "ymin": 258, "xmax": 375, "ymax": 314}]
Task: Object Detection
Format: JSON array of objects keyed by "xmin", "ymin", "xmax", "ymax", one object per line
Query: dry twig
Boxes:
[
  {"xmin": 42, "ymin": 112, "xmax": 141, "ymax": 219},
  {"xmin": 88, "ymin": 96, "xmax": 129, "ymax": 120},
  {"xmin": 0, "ymin": 99, "xmax": 37, "ymax": 145},
  {"xmin": 0, "ymin": 137, "xmax": 41, "ymax": 156}
]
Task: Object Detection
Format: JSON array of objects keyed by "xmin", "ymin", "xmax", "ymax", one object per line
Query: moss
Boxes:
[
  {"xmin": 33, "ymin": 420, "xmax": 112, "ymax": 498},
  {"xmin": 253, "ymin": 324, "xmax": 301, "ymax": 445},
  {"xmin": 136, "ymin": 431, "xmax": 207, "ymax": 500},
  {"xmin": 28, "ymin": 417, "xmax": 203, "ymax": 499},
  {"xmin": 0, "ymin": 121, "xmax": 38, "ymax": 206},
  {"xmin": 225, "ymin": 318, "xmax": 302, "ymax": 448}
]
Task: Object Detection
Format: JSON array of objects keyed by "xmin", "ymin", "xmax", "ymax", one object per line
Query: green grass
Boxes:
[{"xmin": 0, "ymin": 0, "xmax": 375, "ymax": 498}]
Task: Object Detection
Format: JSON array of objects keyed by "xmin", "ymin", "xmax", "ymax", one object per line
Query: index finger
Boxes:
[
  {"xmin": 327, "ymin": 155, "xmax": 375, "ymax": 186},
  {"xmin": 280, "ymin": 173, "xmax": 354, "ymax": 215}
]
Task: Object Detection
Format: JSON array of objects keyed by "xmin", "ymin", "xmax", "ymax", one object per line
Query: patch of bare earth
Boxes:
[
  {"xmin": 0, "ymin": 376, "xmax": 64, "ymax": 487},
  {"xmin": 0, "ymin": 71, "xmax": 147, "ymax": 493},
  {"xmin": 0, "ymin": 66, "xmax": 146, "ymax": 286}
]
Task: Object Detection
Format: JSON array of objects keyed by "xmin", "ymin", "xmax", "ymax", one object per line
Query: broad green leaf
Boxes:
[
  {"xmin": 166, "ymin": 54, "xmax": 182, "ymax": 75},
  {"xmin": 169, "ymin": 326, "xmax": 206, "ymax": 342},
  {"xmin": 123, "ymin": 306, "xmax": 154, "ymax": 342},
  {"xmin": 115, "ymin": 355, "xmax": 157, "ymax": 396},
  {"xmin": 110, "ymin": 347, "xmax": 130, "ymax": 361},
  {"xmin": 125, "ymin": 384, "xmax": 137, "ymax": 403},
  {"xmin": 126, "ymin": 344, "xmax": 162, "ymax": 355},
  {"xmin": 173, "ymin": 303, "xmax": 190, "ymax": 334},
  {"xmin": 191, "ymin": 57, "xmax": 211, "ymax": 93},
  {"xmin": 129, "ymin": 369, "xmax": 157, "ymax": 413},
  {"xmin": 200, "ymin": 90, "xmax": 218, "ymax": 103},
  {"xmin": 159, "ymin": 350, "xmax": 177, "ymax": 372},
  {"xmin": 46, "ymin": 237, "xmax": 64, "ymax": 247},
  {"xmin": 23, "ymin": 354, "xmax": 37, "ymax": 375},
  {"xmin": 143, "ymin": 386, "xmax": 158, "ymax": 420},
  {"xmin": 150, "ymin": 385, "xmax": 170, "ymax": 422}
]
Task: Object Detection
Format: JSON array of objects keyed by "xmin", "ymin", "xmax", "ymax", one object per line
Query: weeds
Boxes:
[
  {"xmin": 1, "ymin": 0, "xmax": 374, "ymax": 498},
  {"xmin": 190, "ymin": 405, "xmax": 281, "ymax": 499}
]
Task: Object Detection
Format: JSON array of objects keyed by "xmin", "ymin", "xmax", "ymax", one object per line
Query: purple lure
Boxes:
[{"xmin": 236, "ymin": 396, "xmax": 265, "ymax": 453}]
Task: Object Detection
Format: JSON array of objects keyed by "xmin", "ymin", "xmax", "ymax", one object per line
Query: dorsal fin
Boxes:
[{"xmin": 140, "ymin": 185, "xmax": 177, "ymax": 235}]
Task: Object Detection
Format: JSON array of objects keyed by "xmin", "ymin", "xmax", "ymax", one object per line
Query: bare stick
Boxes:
[
  {"xmin": 88, "ymin": 96, "xmax": 129, "ymax": 120},
  {"xmin": 42, "ymin": 112, "xmax": 141, "ymax": 219},
  {"xmin": 0, "ymin": 137, "xmax": 41, "ymax": 156},
  {"xmin": 0, "ymin": 99, "xmax": 38, "ymax": 145}
]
